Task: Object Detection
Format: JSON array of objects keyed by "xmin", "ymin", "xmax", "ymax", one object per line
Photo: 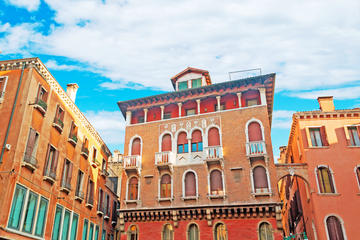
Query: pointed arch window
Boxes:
[
  {"xmin": 187, "ymin": 224, "xmax": 199, "ymax": 240},
  {"xmin": 162, "ymin": 134, "xmax": 172, "ymax": 152},
  {"xmin": 128, "ymin": 177, "xmax": 139, "ymax": 200},
  {"xmin": 248, "ymin": 122, "xmax": 262, "ymax": 142},
  {"xmin": 184, "ymin": 172, "xmax": 196, "ymax": 197},
  {"xmin": 214, "ymin": 223, "xmax": 227, "ymax": 240},
  {"xmin": 131, "ymin": 138, "xmax": 141, "ymax": 155},
  {"xmin": 259, "ymin": 222, "xmax": 273, "ymax": 240},
  {"xmin": 317, "ymin": 167, "xmax": 335, "ymax": 193},
  {"xmin": 160, "ymin": 174, "xmax": 172, "ymax": 198},
  {"xmin": 162, "ymin": 224, "xmax": 173, "ymax": 240},
  {"xmin": 210, "ymin": 170, "xmax": 223, "ymax": 196},
  {"xmin": 191, "ymin": 130, "xmax": 203, "ymax": 152},
  {"xmin": 177, "ymin": 132, "xmax": 188, "ymax": 153},
  {"xmin": 253, "ymin": 166, "xmax": 269, "ymax": 193},
  {"xmin": 326, "ymin": 216, "xmax": 345, "ymax": 240}
]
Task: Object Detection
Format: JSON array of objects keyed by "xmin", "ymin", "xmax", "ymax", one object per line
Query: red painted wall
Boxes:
[{"xmin": 241, "ymin": 90, "xmax": 260, "ymax": 106}]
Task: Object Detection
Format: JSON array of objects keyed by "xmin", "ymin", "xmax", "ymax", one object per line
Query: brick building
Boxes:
[
  {"xmin": 0, "ymin": 58, "xmax": 119, "ymax": 240},
  {"xmin": 279, "ymin": 97, "xmax": 360, "ymax": 239},
  {"xmin": 117, "ymin": 67, "xmax": 283, "ymax": 240}
]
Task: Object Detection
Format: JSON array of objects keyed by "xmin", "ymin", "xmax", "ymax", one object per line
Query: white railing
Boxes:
[
  {"xmin": 204, "ymin": 146, "xmax": 223, "ymax": 159},
  {"xmin": 123, "ymin": 155, "xmax": 141, "ymax": 169},
  {"xmin": 246, "ymin": 141, "xmax": 266, "ymax": 156},
  {"xmin": 155, "ymin": 151, "xmax": 175, "ymax": 165}
]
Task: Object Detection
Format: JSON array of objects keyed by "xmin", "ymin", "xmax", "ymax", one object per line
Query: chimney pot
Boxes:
[
  {"xmin": 317, "ymin": 96, "xmax": 335, "ymax": 112},
  {"xmin": 66, "ymin": 83, "xmax": 79, "ymax": 103}
]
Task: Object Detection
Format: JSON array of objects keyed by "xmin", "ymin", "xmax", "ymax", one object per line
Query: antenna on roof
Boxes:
[{"xmin": 228, "ymin": 68, "xmax": 262, "ymax": 81}]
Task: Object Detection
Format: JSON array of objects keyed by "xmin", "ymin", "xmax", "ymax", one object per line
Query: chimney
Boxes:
[
  {"xmin": 66, "ymin": 83, "xmax": 79, "ymax": 103},
  {"xmin": 317, "ymin": 96, "xmax": 335, "ymax": 112},
  {"xmin": 278, "ymin": 146, "xmax": 287, "ymax": 163}
]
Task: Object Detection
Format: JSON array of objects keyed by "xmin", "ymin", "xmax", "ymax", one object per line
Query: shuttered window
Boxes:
[
  {"xmin": 348, "ymin": 126, "xmax": 360, "ymax": 146},
  {"xmin": 24, "ymin": 128, "xmax": 39, "ymax": 166},
  {"xmin": 44, "ymin": 145, "xmax": 59, "ymax": 180},
  {"xmin": 326, "ymin": 216, "xmax": 345, "ymax": 240},
  {"xmin": 208, "ymin": 128, "xmax": 220, "ymax": 146},
  {"xmin": 128, "ymin": 225, "xmax": 138, "ymax": 240},
  {"xmin": 210, "ymin": 170, "xmax": 223, "ymax": 195},
  {"xmin": 191, "ymin": 130, "xmax": 203, "ymax": 152},
  {"xmin": 177, "ymin": 132, "xmax": 188, "ymax": 153},
  {"xmin": 128, "ymin": 177, "xmax": 139, "ymax": 200},
  {"xmin": 317, "ymin": 167, "xmax": 335, "ymax": 193},
  {"xmin": 188, "ymin": 224, "xmax": 199, "ymax": 240},
  {"xmin": 160, "ymin": 174, "xmax": 172, "ymax": 198},
  {"xmin": 248, "ymin": 122, "xmax": 262, "ymax": 141},
  {"xmin": 131, "ymin": 138, "xmax": 141, "ymax": 155},
  {"xmin": 184, "ymin": 172, "xmax": 196, "ymax": 197},
  {"xmin": 214, "ymin": 223, "xmax": 227, "ymax": 240},
  {"xmin": 162, "ymin": 134, "xmax": 172, "ymax": 152},
  {"xmin": 253, "ymin": 166, "xmax": 268, "ymax": 190},
  {"xmin": 259, "ymin": 222, "xmax": 273, "ymax": 240},
  {"xmin": 61, "ymin": 159, "xmax": 73, "ymax": 190}
]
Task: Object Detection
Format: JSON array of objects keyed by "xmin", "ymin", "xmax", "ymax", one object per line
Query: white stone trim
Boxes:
[
  {"xmin": 158, "ymin": 173, "xmax": 173, "ymax": 200},
  {"xmin": 182, "ymin": 169, "xmax": 199, "ymax": 198},
  {"xmin": 324, "ymin": 214, "xmax": 348, "ymax": 240},
  {"xmin": 205, "ymin": 124, "xmax": 222, "ymax": 148},
  {"xmin": 354, "ymin": 165, "xmax": 360, "ymax": 190},
  {"xmin": 245, "ymin": 118, "xmax": 265, "ymax": 143},
  {"xmin": 125, "ymin": 176, "xmax": 140, "ymax": 201},
  {"xmin": 158, "ymin": 131, "xmax": 174, "ymax": 152},
  {"xmin": 128, "ymin": 135, "xmax": 143, "ymax": 156},
  {"xmin": 250, "ymin": 164, "xmax": 271, "ymax": 194},
  {"xmin": 314, "ymin": 165, "xmax": 337, "ymax": 194},
  {"xmin": 207, "ymin": 168, "xmax": 226, "ymax": 196}
]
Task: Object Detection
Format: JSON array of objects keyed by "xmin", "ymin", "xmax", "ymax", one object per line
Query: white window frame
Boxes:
[
  {"xmin": 344, "ymin": 125, "xmax": 360, "ymax": 147},
  {"xmin": 51, "ymin": 204, "xmax": 79, "ymax": 240},
  {"xmin": 128, "ymin": 135, "xmax": 143, "ymax": 156},
  {"xmin": 182, "ymin": 169, "xmax": 199, "ymax": 199},
  {"xmin": 314, "ymin": 165, "xmax": 337, "ymax": 194},
  {"xmin": 125, "ymin": 176, "xmax": 140, "ymax": 201},
  {"xmin": 158, "ymin": 173, "xmax": 173, "ymax": 200},
  {"xmin": 207, "ymin": 168, "xmax": 226, "ymax": 197},
  {"xmin": 0, "ymin": 76, "xmax": 8, "ymax": 102},
  {"xmin": 250, "ymin": 164, "xmax": 272, "ymax": 195},
  {"xmin": 245, "ymin": 118, "xmax": 265, "ymax": 143},
  {"xmin": 324, "ymin": 214, "xmax": 348, "ymax": 240}
]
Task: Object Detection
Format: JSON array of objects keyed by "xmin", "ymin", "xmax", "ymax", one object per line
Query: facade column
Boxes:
[
  {"xmin": 196, "ymin": 99, "xmax": 201, "ymax": 114},
  {"xmin": 126, "ymin": 111, "xmax": 132, "ymax": 126},
  {"xmin": 160, "ymin": 105, "xmax": 164, "ymax": 120},
  {"xmin": 237, "ymin": 92, "xmax": 242, "ymax": 108},
  {"xmin": 216, "ymin": 96, "xmax": 221, "ymax": 111},
  {"xmin": 259, "ymin": 88, "xmax": 266, "ymax": 105},
  {"xmin": 178, "ymin": 103, "xmax": 182, "ymax": 117},
  {"xmin": 144, "ymin": 108, "xmax": 148, "ymax": 122}
]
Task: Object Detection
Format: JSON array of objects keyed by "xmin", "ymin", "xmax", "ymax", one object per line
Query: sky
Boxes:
[{"xmin": 1, "ymin": 0, "xmax": 360, "ymax": 160}]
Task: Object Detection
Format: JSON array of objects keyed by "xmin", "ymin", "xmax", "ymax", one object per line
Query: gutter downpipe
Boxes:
[{"xmin": 0, "ymin": 63, "xmax": 26, "ymax": 164}]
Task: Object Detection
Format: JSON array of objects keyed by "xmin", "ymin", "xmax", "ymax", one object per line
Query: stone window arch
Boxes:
[
  {"xmin": 187, "ymin": 223, "xmax": 199, "ymax": 240},
  {"xmin": 162, "ymin": 224, "xmax": 173, "ymax": 240},
  {"xmin": 162, "ymin": 134, "xmax": 172, "ymax": 152},
  {"xmin": 183, "ymin": 170, "xmax": 198, "ymax": 198},
  {"xmin": 177, "ymin": 131, "xmax": 188, "ymax": 153},
  {"xmin": 316, "ymin": 166, "xmax": 335, "ymax": 193},
  {"xmin": 258, "ymin": 222, "xmax": 273, "ymax": 240},
  {"xmin": 160, "ymin": 174, "xmax": 172, "ymax": 199},
  {"xmin": 127, "ymin": 177, "xmax": 139, "ymax": 200},
  {"xmin": 127, "ymin": 224, "xmax": 138, "ymax": 240},
  {"xmin": 214, "ymin": 222, "xmax": 227, "ymax": 240},
  {"xmin": 252, "ymin": 165, "xmax": 270, "ymax": 193},
  {"xmin": 191, "ymin": 130, "xmax": 203, "ymax": 152},
  {"xmin": 325, "ymin": 215, "xmax": 347, "ymax": 240},
  {"xmin": 209, "ymin": 169, "xmax": 224, "ymax": 196}
]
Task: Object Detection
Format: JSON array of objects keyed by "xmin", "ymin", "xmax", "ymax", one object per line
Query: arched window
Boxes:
[
  {"xmin": 128, "ymin": 177, "xmax": 138, "ymax": 200},
  {"xmin": 162, "ymin": 134, "xmax": 172, "ymax": 152},
  {"xmin": 127, "ymin": 225, "xmax": 138, "ymax": 240},
  {"xmin": 184, "ymin": 172, "xmax": 196, "ymax": 197},
  {"xmin": 210, "ymin": 170, "xmax": 223, "ymax": 196},
  {"xmin": 191, "ymin": 130, "xmax": 203, "ymax": 152},
  {"xmin": 208, "ymin": 127, "xmax": 220, "ymax": 146},
  {"xmin": 162, "ymin": 224, "xmax": 173, "ymax": 240},
  {"xmin": 248, "ymin": 122, "xmax": 262, "ymax": 142},
  {"xmin": 131, "ymin": 138, "xmax": 141, "ymax": 155},
  {"xmin": 253, "ymin": 166, "xmax": 269, "ymax": 192},
  {"xmin": 177, "ymin": 132, "xmax": 188, "ymax": 153},
  {"xmin": 317, "ymin": 167, "xmax": 335, "ymax": 193},
  {"xmin": 187, "ymin": 224, "xmax": 199, "ymax": 240},
  {"xmin": 214, "ymin": 223, "xmax": 227, "ymax": 240},
  {"xmin": 259, "ymin": 222, "xmax": 273, "ymax": 240},
  {"xmin": 160, "ymin": 174, "xmax": 171, "ymax": 198},
  {"xmin": 326, "ymin": 216, "xmax": 345, "ymax": 240}
]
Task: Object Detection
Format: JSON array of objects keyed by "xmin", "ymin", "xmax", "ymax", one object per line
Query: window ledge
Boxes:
[
  {"xmin": 43, "ymin": 176, "xmax": 55, "ymax": 184},
  {"xmin": 4, "ymin": 227, "xmax": 44, "ymax": 240},
  {"xmin": 34, "ymin": 104, "xmax": 46, "ymax": 116},
  {"xmin": 307, "ymin": 146, "xmax": 330, "ymax": 149},
  {"xmin": 251, "ymin": 191, "xmax": 272, "ymax": 196},
  {"xmin": 125, "ymin": 200, "xmax": 140, "ymax": 204},
  {"xmin": 59, "ymin": 187, "xmax": 71, "ymax": 194},
  {"xmin": 68, "ymin": 137, "xmax": 77, "ymax": 146},
  {"xmin": 158, "ymin": 197, "xmax": 173, "ymax": 202},
  {"xmin": 75, "ymin": 196, "xmax": 84, "ymax": 202},
  {"xmin": 208, "ymin": 194, "xmax": 226, "ymax": 199},
  {"xmin": 317, "ymin": 193, "xmax": 341, "ymax": 196},
  {"xmin": 85, "ymin": 203, "xmax": 94, "ymax": 208},
  {"xmin": 181, "ymin": 196, "xmax": 198, "ymax": 201},
  {"xmin": 52, "ymin": 122, "xmax": 63, "ymax": 133},
  {"xmin": 104, "ymin": 215, "xmax": 110, "ymax": 220},
  {"xmin": 356, "ymin": 193, "xmax": 360, "ymax": 196},
  {"xmin": 347, "ymin": 145, "xmax": 360, "ymax": 148}
]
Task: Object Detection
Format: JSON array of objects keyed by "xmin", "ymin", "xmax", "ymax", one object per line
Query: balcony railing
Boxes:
[
  {"xmin": 22, "ymin": 154, "xmax": 38, "ymax": 171},
  {"xmin": 34, "ymin": 98, "xmax": 47, "ymax": 114},
  {"xmin": 81, "ymin": 147, "xmax": 89, "ymax": 158},
  {"xmin": 60, "ymin": 180, "xmax": 71, "ymax": 193},
  {"xmin": 75, "ymin": 189, "xmax": 85, "ymax": 201},
  {"xmin": 155, "ymin": 151, "xmax": 175, "ymax": 165},
  {"xmin": 246, "ymin": 141, "xmax": 266, "ymax": 157},
  {"xmin": 124, "ymin": 155, "xmax": 141, "ymax": 168},
  {"xmin": 205, "ymin": 146, "xmax": 223, "ymax": 159},
  {"xmin": 43, "ymin": 168, "xmax": 56, "ymax": 183},
  {"xmin": 53, "ymin": 118, "xmax": 64, "ymax": 132},
  {"xmin": 68, "ymin": 134, "xmax": 78, "ymax": 146}
]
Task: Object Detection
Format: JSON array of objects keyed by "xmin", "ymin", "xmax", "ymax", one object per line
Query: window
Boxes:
[
  {"xmin": 131, "ymin": 138, "xmax": 141, "ymax": 155},
  {"xmin": 356, "ymin": 167, "xmax": 360, "ymax": 189},
  {"xmin": 94, "ymin": 225, "xmax": 100, "ymax": 240},
  {"xmin": 191, "ymin": 78, "xmax": 201, "ymax": 88},
  {"xmin": 43, "ymin": 144, "xmax": 59, "ymax": 181},
  {"xmin": 89, "ymin": 223, "xmax": 94, "ymax": 240},
  {"xmin": 246, "ymin": 98, "xmax": 258, "ymax": 107},
  {"xmin": 160, "ymin": 174, "xmax": 172, "ymax": 198},
  {"xmin": 54, "ymin": 105, "xmax": 65, "ymax": 130},
  {"xmin": 69, "ymin": 121, "xmax": 78, "ymax": 144},
  {"xmin": 178, "ymin": 81, "xmax": 188, "ymax": 90},
  {"xmin": 127, "ymin": 225, "xmax": 138, "ymax": 240},
  {"xmin": 86, "ymin": 178, "xmax": 95, "ymax": 206},
  {"xmin": 102, "ymin": 229, "xmax": 106, "ymax": 240},
  {"xmin": 82, "ymin": 219, "xmax": 88, "ymax": 240},
  {"xmin": 137, "ymin": 116, "xmax": 144, "ymax": 123},
  {"xmin": 0, "ymin": 76, "xmax": 8, "ymax": 100},
  {"xmin": 326, "ymin": 216, "xmax": 345, "ymax": 240},
  {"xmin": 177, "ymin": 132, "xmax": 188, "ymax": 153},
  {"xmin": 248, "ymin": 122, "xmax": 262, "ymax": 142},
  {"xmin": 51, "ymin": 204, "xmax": 78, "ymax": 240},
  {"xmin": 98, "ymin": 188, "xmax": 104, "ymax": 213},
  {"xmin": 105, "ymin": 193, "xmax": 110, "ymax": 217},
  {"xmin": 162, "ymin": 134, "xmax": 172, "ymax": 152},
  {"xmin": 187, "ymin": 224, "xmax": 199, "ymax": 240},
  {"xmin": 92, "ymin": 147, "xmax": 97, "ymax": 161},
  {"xmin": 191, "ymin": 130, "xmax": 203, "ymax": 152},
  {"xmin": 162, "ymin": 224, "xmax": 173, "ymax": 240},
  {"xmin": 214, "ymin": 104, "xmax": 225, "ymax": 111},
  {"xmin": 259, "ymin": 222, "xmax": 273, "ymax": 240},
  {"xmin": 186, "ymin": 108, "xmax": 196, "ymax": 116},
  {"xmin": 210, "ymin": 170, "xmax": 223, "ymax": 196},
  {"xmin": 309, "ymin": 127, "xmax": 328, "ymax": 147},
  {"xmin": 184, "ymin": 172, "xmax": 197, "ymax": 197},
  {"xmin": 128, "ymin": 177, "xmax": 139, "ymax": 200},
  {"xmin": 61, "ymin": 159, "xmax": 73, "ymax": 190},
  {"xmin": 75, "ymin": 170, "xmax": 85, "ymax": 199},
  {"xmin": 102, "ymin": 158, "xmax": 107, "ymax": 172},
  {"xmin": 317, "ymin": 167, "xmax": 335, "ymax": 193},
  {"xmin": 36, "ymin": 85, "xmax": 48, "ymax": 107},
  {"xmin": 348, "ymin": 126, "xmax": 360, "ymax": 146},
  {"xmin": 214, "ymin": 223, "xmax": 227, "ymax": 240},
  {"xmin": 23, "ymin": 128, "xmax": 39, "ymax": 167},
  {"xmin": 163, "ymin": 112, "xmax": 171, "ymax": 119},
  {"xmin": 253, "ymin": 166, "xmax": 269, "ymax": 193},
  {"xmin": 208, "ymin": 127, "xmax": 220, "ymax": 146}
]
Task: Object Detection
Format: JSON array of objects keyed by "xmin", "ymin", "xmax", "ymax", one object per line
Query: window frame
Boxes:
[
  {"xmin": 315, "ymin": 166, "xmax": 337, "ymax": 194},
  {"xmin": 251, "ymin": 165, "xmax": 271, "ymax": 195},
  {"xmin": 213, "ymin": 222, "xmax": 228, "ymax": 240},
  {"xmin": 182, "ymin": 170, "xmax": 198, "ymax": 199},
  {"xmin": 51, "ymin": 203, "xmax": 79, "ymax": 240},
  {"xmin": 127, "ymin": 224, "xmax": 138, "ymax": 240},
  {"xmin": 346, "ymin": 125, "xmax": 360, "ymax": 146},
  {"xmin": 208, "ymin": 169, "xmax": 225, "ymax": 197},
  {"xmin": 23, "ymin": 128, "xmax": 40, "ymax": 167},
  {"xmin": 324, "ymin": 215, "xmax": 347, "ymax": 240},
  {"xmin": 162, "ymin": 224, "xmax": 174, "ymax": 240},
  {"xmin": 127, "ymin": 176, "xmax": 140, "ymax": 201},
  {"xmin": 258, "ymin": 221, "xmax": 274, "ymax": 240},
  {"xmin": 355, "ymin": 166, "xmax": 360, "ymax": 191},
  {"xmin": 191, "ymin": 78, "xmax": 202, "ymax": 88},
  {"xmin": 0, "ymin": 76, "xmax": 9, "ymax": 101},
  {"xmin": 186, "ymin": 223, "xmax": 199, "ymax": 240},
  {"xmin": 43, "ymin": 144, "xmax": 59, "ymax": 181},
  {"xmin": 185, "ymin": 108, "xmax": 196, "ymax": 116},
  {"xmin": 178, "ymin": 81, "xmax": 188, "ymax": 90},
  {"xmin": 159, "ymin": 174, "xmax": 173, "ymax": 200}
]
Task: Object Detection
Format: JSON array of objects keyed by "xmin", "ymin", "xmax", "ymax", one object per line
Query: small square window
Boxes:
[
  {"xmin": 178, "ymin": 81, "xmax": 188, "ymax": 90},
  {"xmin": 191, "ymin": 78, "xmax": 202, "ymax": 88},
  {"xmin": 246, "ymin": 98, "xmax": 258, "ymax": 107},
  {"xmin": 309, "ymin": 128, "xmax": 323, "ymax": 147},
  {"xmin": 186, "ymin": 109, "xmax": 196, "ymax": 116}
]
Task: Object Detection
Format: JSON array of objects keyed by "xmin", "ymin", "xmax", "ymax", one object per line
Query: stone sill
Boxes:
[{"xmin": 317, "ymin": 193, "xmax": 341, "ymax": 196}]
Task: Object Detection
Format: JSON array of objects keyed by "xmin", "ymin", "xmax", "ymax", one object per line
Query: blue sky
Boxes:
[{"xmin": 1, "ymin": 0, "xmax": 360, "ymax": 160}]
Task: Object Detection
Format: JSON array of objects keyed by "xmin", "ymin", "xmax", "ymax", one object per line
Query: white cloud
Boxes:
[
  {"xmin": 272, "ymin": 110, "xmax": 294, "ymax": 129},
  {"xmin": 84, "ymin": 110, "xmax": 125, "ymax": 146},
  {"xmin": 45, "ymin": 59, "xmax": 82, "ymax": 71},
  {"xmin": 289, "ymin": 86, "xmax": 360, "ymax": 100},
  {"xmin": 6, "ymin": 0, "xmax": 40, "ymax": 11}
]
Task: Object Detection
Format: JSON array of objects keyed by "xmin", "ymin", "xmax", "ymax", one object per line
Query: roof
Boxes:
[{"xmin": 170, "ymin": 67, "xmax": 212, "ymax": 89}]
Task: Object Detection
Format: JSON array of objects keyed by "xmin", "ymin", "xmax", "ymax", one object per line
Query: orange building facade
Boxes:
[
  {"xmin": 0, "ymin": 58, "xmax": 119, "ymax": 240},
  {"xmin": 280, "ymin": 97, "xmax": 360, "ymax": 240},
  {"xmin": 117, "ymin": 68, "xmax": 283, "ymax": 240}
]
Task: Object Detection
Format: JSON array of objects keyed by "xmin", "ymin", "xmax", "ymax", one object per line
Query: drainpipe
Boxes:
[{"xmin": 0, "ymin": 64, "xmax": 26, "ymax": 164}]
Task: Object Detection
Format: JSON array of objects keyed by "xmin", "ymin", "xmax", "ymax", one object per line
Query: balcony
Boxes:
[
  {"xmin": 97, "ymin": 205, "xmax": 105, "ymax": 216},
  {"xmin": 43, "ymin": 169, "xmax": 56, "ymax": 184},
  {"xmin": 100, "ymin": 169, "xmax": 109, "ymax": 178},
  {"xmin": 204, "ymin": 146, "xmax": 223, "ymax": 167},
  {"xmin": 123, "ymin": 155, "xmax": 141, "ymax": 175},
  {"xmin": 52, "ymin": 118, "xmax": 64, "ymax": 133},
  {"xmin": 86, "ymin": 196, "xmax": 94, "ymax": 208},
  {"xmin": 68, "ymin": 134, "xmax": 78, "ymax": 146},
  {"xmin": 34, "ymin": 98, "xmax": 47, "ymax": 115},
  {"xmin": 60, "ymin": 181, "xmax": 71, "ymax": 194},
  {"xmin": 91, "ymin": 160, "xmax": 99, "ymax": 168},
  {"xmin": 246, "ymin": 141, "xmax": 266, "ymax": 157},
  {"xmin": 155, "ymin": 151, "xmax": 174, "ymax": 172},
  {"xmin": 75, "ymin": 189, "xmax": 85, "ymax": 202},
  {"xmin": 81, "ymin": 147, "xmax": 89, "ymax": 159},
  {"xmin": 22, "ymin": 154, "xmax": 38, "ymax": 171},
  {"xmin": 104, "ymin": 211, "xmax": 110, "ymax": 220}
]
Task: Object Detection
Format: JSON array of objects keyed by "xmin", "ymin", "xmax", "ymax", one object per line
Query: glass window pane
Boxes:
[
  {"xmin": 192, "ymin": 79, "xmax": 201, "ymax": 88},
  {"xmin": 178, "ymin": 81, "xmax": 188, "ymax": 90},
  {"xmin": 22, "ymin": 191, "xmax": 39, "ymax": 233},
  {"xmin": 89, "ymin": 223, "xmax": 94, "ymax": 240},
  {"xmin": 35, "ymin": 197, "xmax": 48, "ymax": 237},
  {"xmin": 314, "ymin": 129, "xmax": 323, "ymax": 147},
  {"xmin": 70, "ymin": 213, "xmax": 79, "ymax": 240},
  {"xmin": 191, "ymin": 143, "xmax": 197, "ymax": 152},
  {"xmin": 184, "ymin": 144, "xmax": 189, "ymax": 153},
  {"xmin": 82, "ymin": 219, "xmax": 88, "ymax": 240},
  {"xmin": 94, "ymin": 225, "xmax": 99, "ymax": 240},
  {"xmin": 198, "ymin": 142, "xmax": 203, "ymax": 151},
  {"xmin": 102, "ymin": 229, "xmax": 106, "ymax": 240},
  {"xmin": 8, "ymin": 184, "xmax": 27, "ymax": 230},
  {"xmin": 52, "ymin": 205, "xmax": 63, "ymax": 240},
  {"xmin": 61, "ymin": 210, "xmax": 71, "ymax": 240}
]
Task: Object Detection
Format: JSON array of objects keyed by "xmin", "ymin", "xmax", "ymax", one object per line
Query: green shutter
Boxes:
[
  {"xmin": 82, "ymin": 219, "xmax": 88, "ymax": 240},
  {"xmin": 8, "ymin": 184, "xmax": 27, "ymax": 230},
  {"xmin": 22, "ymin": 191, "xmax": 39, "ymax": 233},
  {"xmin": 35, "ymin": 197, "xmax": 49, "ymax": 237},
  {"xmin": 52, "ymin": 205, "xmax": 63, "ymax": 240},
  {"xmin": 191, "ymin": 78, "xmax": 201, "ymax": 88},
  {"xmin": 70, "ymin": 213, "xmax": 79, "ymax": 240},
  {"xmin": 94, "ymin": 225, "xmax": 99, "ymax": 240},
  {"xmin": 102, "ymin": 229, "xmax": 106, "ymax": 240},
  {"xmin": 61, "ymin": 210, "xmax": 71, "ymax": 240},
  {"xmin": 89, "ymin": 223, "xmax": 94, "ymax": 240}
]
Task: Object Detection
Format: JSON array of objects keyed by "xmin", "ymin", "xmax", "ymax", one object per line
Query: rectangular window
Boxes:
[
  {"xmin": 105, "ymin": 193, "xmax": 110, "ymax": 216},
  {"xmin": 92, "ymin": 147, "xmax": 97, "ymax": 162},
  {"xmin": 177, "ymin": 143, "xmax": 189, "ymax": 153},
  {"xmin": 82, "ymin": 219, "xmax": 88, "ymax": 240},
  {"xmin": 69, "ymin": 121, "xmax": 78, "ymax": 143},
  {"xmin": 309, "ymin": 128, "xmax": 323, "ymax": 147},
  {"xmin": 89, "ymin": 223, "xmax": 94, "ymax": 240},
  {"xmin": 102, "ymin": 229, "xmax": 106, "ymax": 240},
  {"xmin": 52, "ymin": 204, "xmax": 79, "ymax": 240},
  {"xmin": 98, "ymin": 188, "xmax": 103, "ymax": 212},
  {"xmin": 54, "ymin": 106, "xmax": 65, "ymax": 129},
  {"xmin": 246, "ymin": 98, "xmax": 258, "ymax": 107},
  {"xmin": 191, "ymin": 78, "xmax": 202, "ymax": 88},
  {"xmin": 214, "ymin": 104, "xmax": 225, "ymax": 111},
  {"xmin": 0, "ymin": 76, "xmax": 8, "ymax": 99},
  {"xmin": 163, "ymin": 112, "xmax": 171, "ymax": 119},
  {"xmin": 178, "ymin": 81, "xmax": 188, "ymax": 90},
  {"xmin": 35, "ymin": 84, "xmax": 48, "ymax": 111},
  {"xmin": 61, "ymin": 209, "xmax": 71, "ymax": 240},
  {"xmin": 191, "ymin": 142, "xmax": 203, "ymax": 152},
  {"xmin": 137, "ymin": 116, "xmax": 144, "ymax": 123},
  {"xmin": 44, "ymin": 145, "xmax": 59, "ymax": 180},
  {"xmin": 348, "ymin": 126, "xmax": 360, "ymax": 146},
  {"xmin": 52, "ymin": 205, "xmax": 63, "ymax": 240},
  {"xmin": 8, "ymin": 184, "xmax": 49, "ymax": 238},
  {"xmin": 24, "ymin": 128, "xmax": 39, "ymax": 167},
  {"xmin": 70, "ymin": 213, "xmax": 79, "ymax": 240},
  {"xmin": 94, "ymin": 225, "xmax": 100, "ymax": 240},
  {"xmin": 186, "ymin": 109, "xmax": 196, "ymax": 116},
  {"xmin": 75, "ymin": 170, "xmax": 84, "ymax": 198},
  {"xmin": 61, "ymin": 159, "xmax": 73, "ymax": 190},
  {"xmin": 87, "ymin": 179, "xmax": 94, "ymax": 205}
]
